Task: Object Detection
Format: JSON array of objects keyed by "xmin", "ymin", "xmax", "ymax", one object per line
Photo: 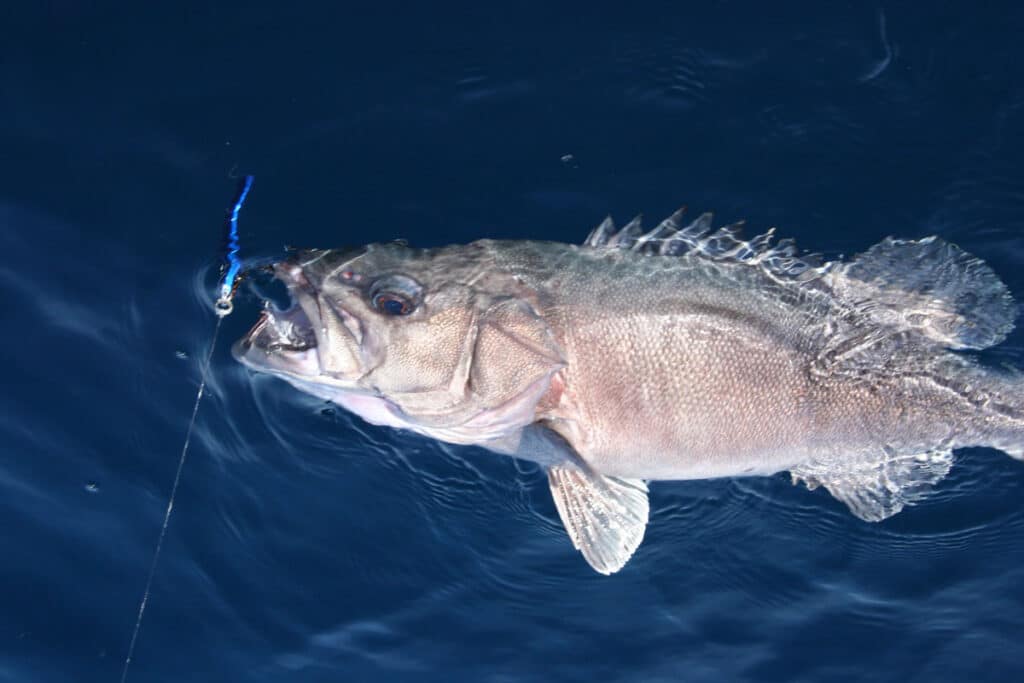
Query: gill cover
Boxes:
[{"xmin": 385, "ymin": 295, "xmax": 566, "ymax": 440}]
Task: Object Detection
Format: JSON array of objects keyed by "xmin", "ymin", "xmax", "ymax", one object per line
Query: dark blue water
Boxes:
[{"xmin": 4, "ymin": 2, "xmax": 1024, "ymax": 681}]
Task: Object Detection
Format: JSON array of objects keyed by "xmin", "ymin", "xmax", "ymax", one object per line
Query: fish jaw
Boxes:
[
  {"xmin": 232, "ymin": 305, "xmax": 323, "ymax": 379},
  {"xmin": 232, "ymin": 256, "xmax": 367, "ymax": 385}
]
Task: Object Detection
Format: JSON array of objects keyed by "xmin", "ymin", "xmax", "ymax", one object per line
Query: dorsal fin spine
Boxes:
[
  {"xmin": 583, "ymin": 216, "xmax": 616, "ymax": 247},
  {"xmin": 581, "ymin": 208, "xmax": 822, "ymax": 282},
  {"xmin": 607, "ymin": 215, "xmax": 644, "ymax": 249}
]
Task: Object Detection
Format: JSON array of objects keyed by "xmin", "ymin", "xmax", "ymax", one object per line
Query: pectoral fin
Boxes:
[
  {"xmin": 486, "ymin": 424, "xmax": 650, "ymax": 574},
  {"xmin": 791, "ymin": 449, "xmax": 953, "ymax": 522},
  {"xmin": 547, "ymin": 464, "xmax": 649, "ymax": 574}
]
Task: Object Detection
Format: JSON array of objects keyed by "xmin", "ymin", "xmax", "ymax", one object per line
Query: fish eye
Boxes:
[
  {"xmin": 368, "ymin": 274, "xmax": 422, "ymax": 316},
  {"xmin": 372, "ymin": 291, "xmax": 415, "ymax": 316}
]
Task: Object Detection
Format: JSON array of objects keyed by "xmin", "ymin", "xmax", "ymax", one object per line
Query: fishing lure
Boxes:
[{"xmin": 215, "ymin": 174, "xmax": 255, "ymax": 315}]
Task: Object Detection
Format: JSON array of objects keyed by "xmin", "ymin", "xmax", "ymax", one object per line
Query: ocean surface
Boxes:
[{"xmin": 3, "ymin": 2, "xmax": 1024, "ymax": 681}]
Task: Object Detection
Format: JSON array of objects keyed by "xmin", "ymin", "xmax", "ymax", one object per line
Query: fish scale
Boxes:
[{"xmin": 234, "ymin": 208, "xmax": 1024, "ymax": 574}]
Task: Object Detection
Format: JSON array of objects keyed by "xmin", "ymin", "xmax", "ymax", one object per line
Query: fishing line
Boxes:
[{"xmin": 120, "ymin": 175, "xmax": 255, "ymax": 683}]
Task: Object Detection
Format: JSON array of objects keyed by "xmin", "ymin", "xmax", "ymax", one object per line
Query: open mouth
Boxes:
[
  {"xmin": 245, "ymin": 303, "xmax": 317, "ymax": 353},
  {"xmin": 234, "ymin": 260, "xmax": 320, "ymax": 356},
  {"xmin": 233, "ymin": 258, "xmax": 368, "ymax": 379}
]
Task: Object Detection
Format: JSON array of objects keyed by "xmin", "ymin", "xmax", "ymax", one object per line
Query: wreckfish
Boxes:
[{"xmin": 233, "ymin": 210, "xmax": 1024, "ymax": 574}]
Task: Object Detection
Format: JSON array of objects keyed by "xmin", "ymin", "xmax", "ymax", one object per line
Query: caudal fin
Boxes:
[{"xmin": 963, "ymin": 367, "xmax": 1024, "ymax": 461}]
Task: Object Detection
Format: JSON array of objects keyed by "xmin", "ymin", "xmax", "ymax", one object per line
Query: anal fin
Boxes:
[
  {"xmin": 547, "ymin": 464, "xmax": 649, "ymax": 574},
  {"xmin": 791, "ymin": 449, "xmax": 953, "ymax": 522}
]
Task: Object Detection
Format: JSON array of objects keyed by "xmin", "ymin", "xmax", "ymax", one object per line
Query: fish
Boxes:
[{"xmin": 233, "ymin": 209, "xmax": 1024, "ymax": 574}]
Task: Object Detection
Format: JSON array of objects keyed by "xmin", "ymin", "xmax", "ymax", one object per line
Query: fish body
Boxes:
[{"xmin": 235, "ymin": 210, "xmax": 1024, "ymax": 573}]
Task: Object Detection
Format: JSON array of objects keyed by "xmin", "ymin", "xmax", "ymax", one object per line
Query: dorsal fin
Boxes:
[
  {"xmin": 833, "ymin": 236, "xmax": 1016, "ymax": 350},
  {"xmin": 680, "ymin": 211, "xmax": 714, "ymax": 241},
  {"xmin": 583, "ymin": 216, "xmax": 615, "ymax": 248},
  {"xmin": 605, "ymin": 215, "xmax": 644, "ymax": 250},
  {"xmin": 582, "ymin": 208, "xmax": 820, "ymax": 280},
  {"xmin": 581, "ymin": 207, "xmax": 1016, "ymax": 357}
]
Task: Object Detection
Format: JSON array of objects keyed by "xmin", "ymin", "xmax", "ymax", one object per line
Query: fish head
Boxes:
[{"xmin": 233, "ymin": 241, "xmax": 566, "ymax": 441}]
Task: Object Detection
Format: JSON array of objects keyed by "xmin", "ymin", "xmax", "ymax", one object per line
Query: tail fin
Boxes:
[
  {"xmin": 960, "ymin": 365, "xmax": 1024, "ymax": 460},
  {"xmin": 1001, "ymin": 445, "xmax": 1024, "ymax": 460}
]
